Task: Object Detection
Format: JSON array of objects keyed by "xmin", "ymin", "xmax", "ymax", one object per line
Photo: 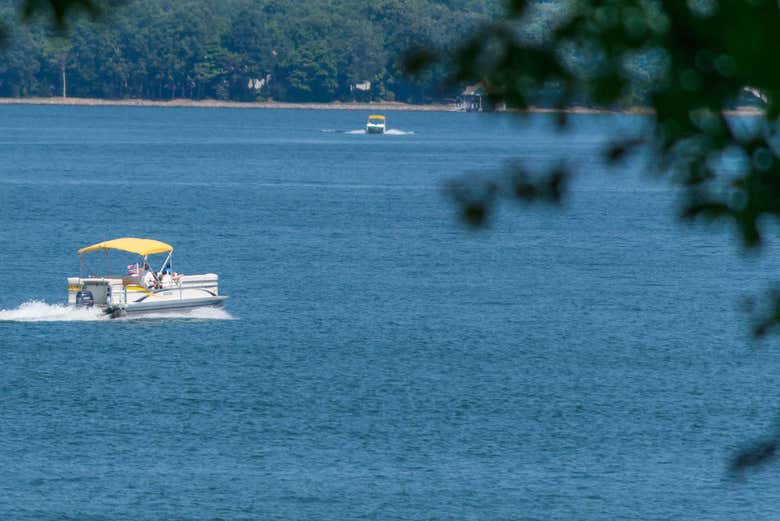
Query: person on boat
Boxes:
[
  {"xmin": 161, "ymin": 264, "xmax": 173, "ymax": 285},
  {"xmin": 160, "ymin": 263, "xmax": 181, "ymax": 286},
  {"xmin": 141, "ymin": 261, "xmax": 160, "ymax": 289}
]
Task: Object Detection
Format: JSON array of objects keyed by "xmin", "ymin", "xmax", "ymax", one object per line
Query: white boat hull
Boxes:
[
  {"xmin": 68, "ymin": 273, "xmax": 228, "ymax": 318},
  {"xmin": 366, "ymin": 124, "xmax": 385, "ymax": 134},
  {"xmin": 105, "ymin": 295, "xmax": 229, "ymax": 318}
]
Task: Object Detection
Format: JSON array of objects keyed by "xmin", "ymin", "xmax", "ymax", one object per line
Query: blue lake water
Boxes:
[{"xmin": 1, "ymin": 105, "xmax": 780, "ymax": 519}]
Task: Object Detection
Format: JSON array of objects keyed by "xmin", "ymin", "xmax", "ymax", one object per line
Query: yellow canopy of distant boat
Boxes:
[
  {"xmin": 368, "ymin": 115, "xmax": 385, "ymax": 120},
  {"xmin": 78, "ymin": 237, "xmax": 173, "ymax": 256}
]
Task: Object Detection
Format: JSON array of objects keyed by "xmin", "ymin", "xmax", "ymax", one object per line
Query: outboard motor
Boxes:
[{"xmin": 75, "ymin": 289, "xmax": 95, "ymax": 308}]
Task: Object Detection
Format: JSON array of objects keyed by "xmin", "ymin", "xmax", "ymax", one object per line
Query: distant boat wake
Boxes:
[
  {"xmin": 0, "ymin": 300, "xmax": 235, "ymax": 322},
  {"xmin": 320, "ymin": 129, "xmax": 415, "ymax": 135}
]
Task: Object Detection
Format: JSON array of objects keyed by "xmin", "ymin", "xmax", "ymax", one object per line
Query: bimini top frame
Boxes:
[{"xmin": 77, "ymin": 237, "xmax": 174, "ymax": 278}]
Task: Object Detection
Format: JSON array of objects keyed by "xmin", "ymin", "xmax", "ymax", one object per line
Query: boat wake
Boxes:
[
  {"xmin": 0, "ymin": 300, "xmax": 235, "ymax": 322},
  {"xmin": 0, "ymin": 301, "xmax": 106, "ymax": 322},
  {"xmin": 321, "ymin": 129, "xmax": 415, "ymax": 135}
]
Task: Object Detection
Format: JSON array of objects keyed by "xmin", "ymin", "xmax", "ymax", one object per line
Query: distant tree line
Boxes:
[{"xmin": 0, "ymin": 0, "xmax": 499, "ymax": 103}]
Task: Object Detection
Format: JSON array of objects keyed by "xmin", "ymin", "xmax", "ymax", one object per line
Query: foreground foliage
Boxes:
[{"xmin": 411, "ymin": 0, "xmax": 780, "ymax": 470}]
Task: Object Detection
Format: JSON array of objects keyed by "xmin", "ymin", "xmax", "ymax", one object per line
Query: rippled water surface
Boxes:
[{"xmin": 2, "ymin": 105, "xmax": 780, "ymax": 519}]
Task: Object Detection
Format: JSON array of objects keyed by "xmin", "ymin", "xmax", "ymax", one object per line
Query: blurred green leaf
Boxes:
[
  {"xmin": 401, "ymin": 46, "xmax": 438, "ymax": 76},
  {"xmin": 730, "ymin": 438, "xmax": 778, "ymax": 475},
  {"xmin": 21, "ymin": 0, "xmax": 100, "ymax": 27}
]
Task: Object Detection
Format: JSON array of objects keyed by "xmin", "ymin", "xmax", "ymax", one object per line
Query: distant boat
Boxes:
[
  {"xmin": 366, "ymin": 114, "xmax": 386, "ymax": 134},
  {"xmin": 68, "ymin": 237, "xmax": 228, "ymax": 318}
]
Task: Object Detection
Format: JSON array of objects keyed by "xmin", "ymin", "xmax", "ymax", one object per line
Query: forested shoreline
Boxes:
[{"xmin": 0, "ymin": 0, "xmax": 502, "ymax": 103}]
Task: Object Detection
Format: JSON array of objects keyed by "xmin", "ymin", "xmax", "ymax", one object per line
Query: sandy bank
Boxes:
[
  {"xmin": 0, "ymin": 97, "xmax": 763, "ymax": 117},
  {"xmin": 0, "ymin": 97, "xmax": 457, "ymax": 112}
]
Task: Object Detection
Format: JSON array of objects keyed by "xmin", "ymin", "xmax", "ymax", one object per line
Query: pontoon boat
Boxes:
[
  {"xmin": 366, "ymin": 114, "xmax": 386, "ymax": 134},
  {"xmin": 68, "ymin": 237, "xmax": 227, "ymax": 318}
]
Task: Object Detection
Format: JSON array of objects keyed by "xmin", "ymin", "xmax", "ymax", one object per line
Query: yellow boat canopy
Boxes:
[
  {"xmin": 78, "ymin": 237, "xmax": 173, "ymax": 256},
  {"xmin": 368, "ymin": 114, "xmax": 385, "ymax": 120}
]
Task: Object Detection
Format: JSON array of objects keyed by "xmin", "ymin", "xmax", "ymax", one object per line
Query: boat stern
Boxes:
[
  {"xmin": 67, "ymin": 277, "xmax": 82, "ymax": 305},
  {"xmin": 67, "ymin": 277, "xmax": 123, "ymax": 308}
]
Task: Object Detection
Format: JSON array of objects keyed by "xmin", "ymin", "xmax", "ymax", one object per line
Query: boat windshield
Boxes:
[{"xmin": 368, "ymin": 117, "xmax": 385, "ymax": 124}]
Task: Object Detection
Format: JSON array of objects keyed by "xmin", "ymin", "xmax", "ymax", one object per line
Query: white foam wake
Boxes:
[
  {"xmin": 0, "ymin": 301, "xmax": 236, "ymax": 322},
  {"xmin": 0, "ymin": 301, "xmax": 106, "ymax": 322},
  {"xmin": 324, "ymin": 129, "xmax": 415, "ymax": 135}
]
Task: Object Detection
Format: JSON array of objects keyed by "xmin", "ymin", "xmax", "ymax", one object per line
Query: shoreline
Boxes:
[
  {"xmin": 0, "ymin": 97, "xmax": 456, "ymax": 112},
  {"xmin": 0, "ymin": 96, "xmax": 764, "ymax": 116}
]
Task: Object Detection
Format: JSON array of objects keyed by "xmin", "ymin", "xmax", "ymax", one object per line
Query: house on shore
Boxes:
[
  {"xmin": 349, "ymin": 80, "xmax": 372, "ymax": 101},
  {"xmin": 457, "ymin": 82, "xmax": 506, "ymax": 112},
  {"xmin": 457, "ymin": 83, "xmax": 486, "ymax": 111}
]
